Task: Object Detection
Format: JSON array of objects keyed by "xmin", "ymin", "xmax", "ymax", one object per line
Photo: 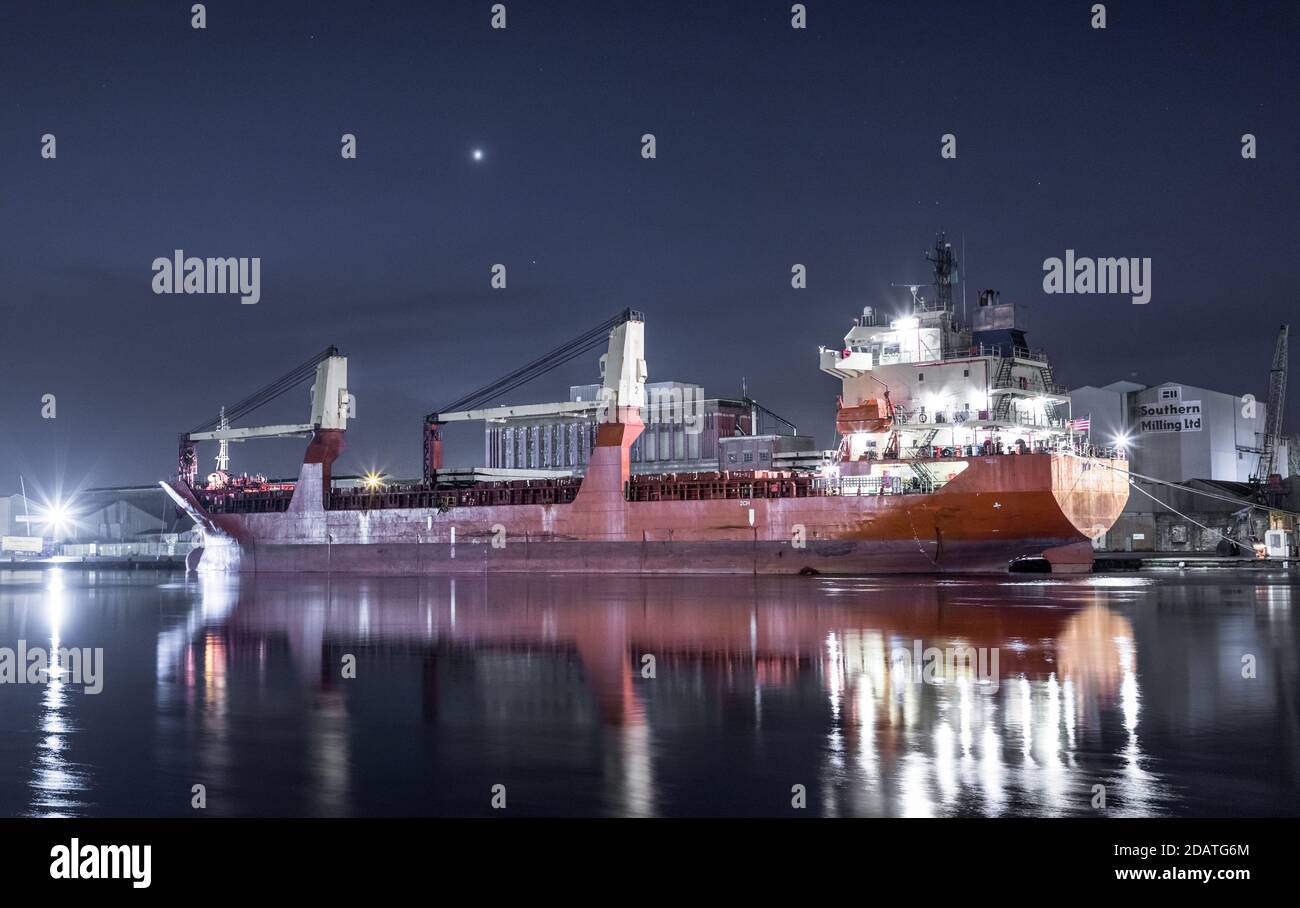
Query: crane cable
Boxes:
[
  {"xmin": 1125, "ymin": 480, "xmax": 1253, "ymax": 552},
  {"xmin": 188, "ymin": 345, "xmax": 339, "ymax": 435},
  {"xmin": 1064, "ymin": 452, "xmax": 1300, "ymax": 518},
  {"xmin": 430, "ymin": 309, "xmax": 642, "ymax": 420}
]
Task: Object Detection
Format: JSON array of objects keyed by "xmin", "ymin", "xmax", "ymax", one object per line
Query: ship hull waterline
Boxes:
[{"xmin": 165, "ymin": 429, "xmax": 1129, "ymax": 576}]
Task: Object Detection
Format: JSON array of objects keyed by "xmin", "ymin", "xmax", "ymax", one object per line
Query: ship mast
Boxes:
[
  {"xmin": 215, "ymin": 406, "xmax": 230, "ymax": 474},
  {"xmin": 924, "ymin": 233, "xmax": 957, "ymax": 314}
]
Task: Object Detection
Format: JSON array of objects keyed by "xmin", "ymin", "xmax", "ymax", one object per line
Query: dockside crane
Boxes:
[
  {"xmin": 423, "ymin": 309, "xmax": 647, "ymax": 480},
  {"xmin": 1252, "ymin": 324, "xmax": 1289, "ymax": 507},
  {"xmin": 178, "ymin": 346, "xmax": 350, "ymax": 488}
]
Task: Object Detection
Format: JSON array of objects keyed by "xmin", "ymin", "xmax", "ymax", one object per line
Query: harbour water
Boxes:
[{"xmin": 0, "ymin": 568, "xmax": 1296, "ymax": 817}]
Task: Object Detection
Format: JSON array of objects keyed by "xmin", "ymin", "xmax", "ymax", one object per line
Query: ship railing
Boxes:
[
  {"xmin": 1013, "ymin": 416, "xmax": 1067, "ymax": 429},
  {"xmin": 811, "ymin": 475, "xmax": 928, "ymax": 496},
  {"xmin": 876, "ymin": 342, "xmax": 1002, "ymax": 367},
  {"xmin": 625, "ymin": 472, "xmax": 815, "ymax": 502},
  {"xmin": 875, "ymin": 344, "xmax": 1053, "ymax": 367},
  {"xmin": 991, "ymin": 377, "xmax": 1070, "ymax": 396},
  {"xmin": 896, "ymin": 413, "xmax": 1067, "ymax": 432},
  {"xmin": 328, "ymin": 479, "xmax": 583, "ymax": 510},
  {"xmin": 857, "ymin": 439, "xmax": 1125, "ymax": 462},
  {"xmin": 1074, "ymin": 443, "xmax": 1124, "ymax": 459},
  {"xmin": 195, "ymin": 489, "xmax": 294, "ymax": 514},
  {"xmin": 1011, "ymin": 346, "xmax": 1049, "ymax": 362}
]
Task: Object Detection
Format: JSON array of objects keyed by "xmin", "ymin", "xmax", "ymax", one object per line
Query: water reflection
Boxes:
[
  {"xmin": 28, "ymin": 570, "xmax": 91, "ymax": 817},
  {"xmin": 147, "ymin": 572, "xmax": 1267, "ymax": 817},
  {"xmin": 2, "ymin": 569, "xmax": 1295, "ymax": 817}
]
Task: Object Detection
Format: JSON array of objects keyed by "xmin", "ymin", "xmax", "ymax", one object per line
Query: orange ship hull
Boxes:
[{"xmin": 166, "ymin": 415, "xmax": 1129, "ymax": 576}]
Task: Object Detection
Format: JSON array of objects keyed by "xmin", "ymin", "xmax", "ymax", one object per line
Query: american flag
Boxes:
[{"xmin": 1069, "ymin": 417, "xmax": 1091, "ymax": 432}]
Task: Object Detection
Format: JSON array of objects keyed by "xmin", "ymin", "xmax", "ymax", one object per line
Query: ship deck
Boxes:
[{"xmin": 193, "ymin": 448, "xmax": 1125, "ymax": 516}]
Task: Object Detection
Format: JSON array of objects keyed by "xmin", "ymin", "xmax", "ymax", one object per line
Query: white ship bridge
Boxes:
[{"xmin": 820, "ymin": 290, "xmax": 1075, "ymax": 462}]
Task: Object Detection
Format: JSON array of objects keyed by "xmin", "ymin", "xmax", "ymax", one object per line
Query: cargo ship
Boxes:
[{"xmin": 163, "ymin": 236, "xmax": 1128, "ymax": 575}]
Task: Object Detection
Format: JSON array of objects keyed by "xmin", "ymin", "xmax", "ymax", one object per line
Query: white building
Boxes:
[
  {"xmin": 1069, "ymin": 380, "xmax": 1289, "ymax": 552},
  {"xmin": 2, "ymin": 486, "xmax": 192, "ymax": 544},
  {"xmin": 1070, "ymin": 380, "xmax": 1282, "ymax": 483}
]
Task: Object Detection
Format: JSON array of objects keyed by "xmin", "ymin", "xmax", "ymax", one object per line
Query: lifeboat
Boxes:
[{"xmin": 837, "ymin": 397, "xmax": 892, "ymax": 434}]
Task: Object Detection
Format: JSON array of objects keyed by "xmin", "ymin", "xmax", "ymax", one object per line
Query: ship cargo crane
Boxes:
[
  {"xmin": 178, "ymin": 346, "xmax": 349, "ymax": 488},
  {"xmin": 1253, "ymin": 324, "xmax": 1289, "ymax": 505},
  {"xmin": 423, "ymin": 309, "xmax": 647, "ymax": 479}
]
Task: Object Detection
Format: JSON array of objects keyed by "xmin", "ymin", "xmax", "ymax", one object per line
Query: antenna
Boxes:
[
  {"xmin": 961, "ymin": 233, "xmax": 967, "ymax": 324},
  {"xmin": 889, "ymin": 231, "xmax": 961, "ymax": 315},
  {"xmin": 924, "ymin": 232, "xmax": 957, "ymax": 313},
  {"xmin": 215, "ymin": 406, "xmax": 230, "ymax": 473},
  {"xmin": 889, "ymin": 282, "xmax": 924, "ymax": 310}
]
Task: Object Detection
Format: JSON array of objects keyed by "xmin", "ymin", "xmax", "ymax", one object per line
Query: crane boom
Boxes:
[
  {"xmin": 188, "ymin": 346, "xmax": 341, "ymax": 434},
  {"xmin": 428, "ymin": 309, "xmax": 644, "ymax": 420},
  {"xmin": 188, "ymin": 423, "xmax": 317, "ymax": 442},
  {"xmin": 423, "ymin": 310, "xmax": 647, "ymax": 478},
  {"xmin": 436, "ymin": 401, "xmax": 602, "ymax": 424},
  {"xmin": 178, "ymin": 348, "xmax": 349, "ymax": 487},
  {"xmin": 1254, "ymin": 324, "xmax": 1288, "ymax": 486}
]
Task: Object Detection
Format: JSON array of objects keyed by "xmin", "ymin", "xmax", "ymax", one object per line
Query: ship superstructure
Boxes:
[{"xmin": 820, "ymin": 235, "xmax": 1077, "ymax": 485}]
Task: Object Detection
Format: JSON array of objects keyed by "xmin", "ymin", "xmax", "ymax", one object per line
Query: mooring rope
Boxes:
[{"xmin": 1125, "ymin": 480, "xmax": 1254, "ymax": 552}]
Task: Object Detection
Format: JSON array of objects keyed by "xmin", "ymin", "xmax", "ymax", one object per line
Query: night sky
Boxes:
[{"xmin": 1, "ymin": 0, "xmax": 1297, "ymax": 496}]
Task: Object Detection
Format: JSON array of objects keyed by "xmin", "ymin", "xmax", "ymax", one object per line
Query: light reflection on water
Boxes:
[
  {"xmin": 0, "ymin": 569, "xmax": 1297, "ymax": 817},
  {"xmin": 27, "ymin": 570, "xmax": 90, "ymax": 817}
]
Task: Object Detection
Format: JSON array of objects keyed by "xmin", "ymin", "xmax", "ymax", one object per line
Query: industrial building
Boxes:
[
  {"xmin": 1069, "ymin": 379, "xmax": 1294, "ymax": 553},
  {"xmin": 1069, "ymin": 380, "xmax": 1281, "ymax": 483},
  {"xmin": 1, "ymin": 473, "xmax": 392, "ymax": 560},
  {"xmin": 1, "ymin": 485, "xmax": 195, "ymax": 558}
]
